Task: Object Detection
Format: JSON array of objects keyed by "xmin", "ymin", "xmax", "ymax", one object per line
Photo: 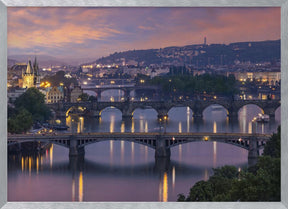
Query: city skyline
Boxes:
[{"xmin": 8, "ymin": 7, "xmax": 280, "ymax": 63}]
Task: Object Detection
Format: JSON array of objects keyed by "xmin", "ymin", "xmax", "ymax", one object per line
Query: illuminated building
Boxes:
[
  {"xmin": 70, "ymin": 86, "xmax": 83, "ymax": 102},
  {"xmin": 22, "ymin": 57, "xmax": 41, "ymax": 88},
  {"xmin": 233, "ymin": 71, "xmax": 281, "ymax": 85},
  {"xmin": 46, "ymin": 86, "xmax": 64, "ymax": 103}
]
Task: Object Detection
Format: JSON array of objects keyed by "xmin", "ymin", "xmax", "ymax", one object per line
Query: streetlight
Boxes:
[{"xmin": 163, "ymin": 115, "xmax": 168, "ymax": 133}]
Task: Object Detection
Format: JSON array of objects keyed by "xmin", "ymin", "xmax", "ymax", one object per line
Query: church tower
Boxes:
[
  {"xmin": 22, "ymin": 57, "xmax": 41, "ymax": 88},
  {"xmin": 33, "ymin": 57, "xmax": 41, "ymax": 87}
]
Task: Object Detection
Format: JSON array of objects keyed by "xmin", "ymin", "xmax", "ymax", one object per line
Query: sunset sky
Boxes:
[{"xmin": 8, "ymin": 7, "xmax": 280, "ymax": 62}]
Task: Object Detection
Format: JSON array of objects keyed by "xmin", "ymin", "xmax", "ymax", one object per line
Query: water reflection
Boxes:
[
  {"xmin": 213, "ymin": 121, "xmax": 217, "ymax": 133},
  {"xmin": 178, "ymin": 122, "xmax": 182, "ymax": 133},
  {"xmin": 8, "ymin": 103, "xmax": 280, "ymax": 202},
  {"xmin": 8, "ymin": 146, "xmax": 251, "ymax": 202},
  {"xmin": 172, "ymin": 166, "xmax": 176, "ymax": 190},
  {"xmin": 162, "ymin": 172, "xmax": 168, "ymax": 202},
  {"xmin": 79, "ymin": 172, "xmax": 83, "ymax": 202},
  {"xmin": 213, "ymin": 142, "xmax": 217, "ymax": 168},
  {"xmin": 61, "ymin": 105, "xmax": 279, "ymax": 135},
  {"xmin": 121, "ymin": 141, "xmax": 125, "ymax": 164},
  {"xmin": 50, "ymin": 144, "xmax": 53, "ymax": 168}
]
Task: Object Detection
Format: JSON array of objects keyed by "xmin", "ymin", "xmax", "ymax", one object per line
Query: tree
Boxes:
[
  {"xmin": 263, "ymin": 126, "xmax": 280, "ymax": 158},
  {"xmin": 178, "ymin": 126, "xmax": 281, "ymax": 202},
  {"xmin": 14, "ymin": 87, "xmax": 51, "ymax": 122},
  {"xmin": 78, "ymin": 93, "xmax": 89, "ymax": 102},
  {"xmin": 8, "ymin": 108, "xmax": 33, "ymax": 134}
]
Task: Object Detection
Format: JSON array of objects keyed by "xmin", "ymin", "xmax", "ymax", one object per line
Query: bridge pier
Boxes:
[
  {"xmin": 122, "ymin": 104, "xmax": 133, "ymax": 119},
  {"xmin": 227, "ymin": 106, "xmax": 238, "ymax": 120},
  {"xmin": 157, "ymin": 114, "xmax": 168, "ymax": 122},
  {"xmin": 248, "ymin": 139, "xmax": 258, "ymax": 167},
  {"xmin": 155, "ymin": 157, "xmax": 170, "ymax": 172},
  {"xmin": 122, "ymin": 114, "xmax": 133, "ymax": 120},
  {"xmin": 92, "ymin": 110, "xmax": 101, "ymax": 118},
  {"xmin": 69, "ymin": 135, "xmax": 85, "ymax": 157},
  {"xmin": 193, "ymin": 112, "xmax": 203, "ymax": 118},
  {"xmin": 69, "ymin": 155, "xmax": 85, "ymax": 172},
  {"xmin": 155, "ymin": 135, "xmax": 171, "ymax": 158},
  {"xmin": 264, "ymin": 109, "xmax": 276, "ymax": 120}
]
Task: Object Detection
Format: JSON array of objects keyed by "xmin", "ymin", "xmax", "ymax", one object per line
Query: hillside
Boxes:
[{"xmin": 89, "ymin": 40, "xmax": 280, "ymax": 67}]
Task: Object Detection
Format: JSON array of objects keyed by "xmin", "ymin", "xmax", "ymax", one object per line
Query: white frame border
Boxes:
[{"xmin": 1, "ymin": 0, "xmax": 287, "ymax": 209}]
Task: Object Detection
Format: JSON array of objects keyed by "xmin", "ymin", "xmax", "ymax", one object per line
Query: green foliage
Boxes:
[
  {"xmin": 14, "ymin": 87, "xmax": 51, "ymax": 122},
  {"xmin": 212, "ymin": 165, "xmax": 238, "ymax": 179},
  {"xmin": 230, "ymin": 157, "xmax": 280, "ymax": 201},
  {"xmin": 186, "ymin": 180, "xmax": 214, "ymax": 201},
  {"xmin": 8, "ymin": 108, "xmax": 33, "ymax": 134},
  {"xmin": 178, "ymin": 127, "xmax": 281, "ymax": 202},
  {"xmin": 263, "ymin": 126, "xmax": 281, "ymax": 158},
  {"xmin": 8, "ymin": 88, "xmax": 52, "ymax": 133},
  {"xmin": 78, "ymin": 93, "xmax": 89, "ymax": 102},
  {"xmin": 149, "ymin": 74, "xmax": 239, "ymax": 97}
]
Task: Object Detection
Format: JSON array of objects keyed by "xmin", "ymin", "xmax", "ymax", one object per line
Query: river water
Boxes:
[{"xmin": 8, "ymin": 91, "xmax": 281, "ymax": 202}]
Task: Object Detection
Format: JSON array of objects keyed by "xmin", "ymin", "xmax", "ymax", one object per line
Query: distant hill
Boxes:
[
  {"xmin": 8, "ymin": 55, "xmax": 68, "ymax": 67},
  {"xmin": 8, "ymin": 59, "xmax": 18, "ymax": 67},
  {"xmin": 87, "ymin": 40, "xmax": 280, "ymax": 67}
]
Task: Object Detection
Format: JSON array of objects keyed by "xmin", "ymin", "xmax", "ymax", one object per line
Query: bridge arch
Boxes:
[
  {"xmin": 99, "ymin": 89, "xmax": 126, "ymax": 101},
  {"xmin": 238, "ymin": 104, "xmax": 264, "ymax": 120},
  {"xmin": 65, "ymin": 105, "xmax": 88, "ymax": 117},
  {"xmin": 8, "ymin": 139, "xmax": 70, "ymax": 149},
  {"xmin": 77, "ymin": 138, "xmax": 156, "ymax": 150},
  {"xmin": 167, "ymin": 106, "xmax": 193, "ymax": 120},
  {"xmin": 99, "ymin": 106, "xmax": 123, "ymax": 117},
  {"xmin": 132, "ymin": 108, "xmax": 158, "ymax": 120},
  {"xmin": 168, "ymin": 139, "xmax": 250, "ymax": 150},
  {"xmin": 202, "ymin": 104, "xmax": 229, "ymax": 119}
]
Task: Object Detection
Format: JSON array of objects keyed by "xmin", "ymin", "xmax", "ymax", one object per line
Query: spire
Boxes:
[
  {"xmin": 33, "ymin": 56, "xmax": 39, "ymax": 75},
  {"xmin": 26, "ymin": 60, "xmax": 33, "ymax": 74}
]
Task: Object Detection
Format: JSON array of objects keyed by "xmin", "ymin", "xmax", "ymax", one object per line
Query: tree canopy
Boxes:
[
  {"xmin": 148, "ymin": 74, "xmax": 239, "ymax": 98},
  {"xmin": 8, "ymin": 88, "xmax": 52, "ymax": 133},
  {"xmin": 178, "ymin": 127, "xmax": 281, "ymax": 202}
]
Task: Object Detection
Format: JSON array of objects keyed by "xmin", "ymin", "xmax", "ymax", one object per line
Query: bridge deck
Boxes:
[{"xmin": 8, "ymin": 132, "xmax": 271, "ymax": 140}]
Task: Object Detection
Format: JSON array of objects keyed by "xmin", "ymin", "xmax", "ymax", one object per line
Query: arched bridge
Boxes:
[
  {"xmin": 47, "ymin": 99, "xmax": 280, "ymax": 120},
  {"xmin": 82, "ymin": 85, "xmax": 160, "ymax": 98},
  {"xmin": 8, "ymin": 132, "xmax": 271, "ymax": 166}
]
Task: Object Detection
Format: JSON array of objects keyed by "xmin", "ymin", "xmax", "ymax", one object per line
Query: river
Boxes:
[{"xmin": 8, "ymin": 90, "xmax": 281, "ymax": 201}]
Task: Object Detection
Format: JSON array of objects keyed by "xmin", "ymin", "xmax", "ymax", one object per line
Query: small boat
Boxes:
[{"xmin": 254, "ymin": 114, "xmax": 269, "ymax": 123}]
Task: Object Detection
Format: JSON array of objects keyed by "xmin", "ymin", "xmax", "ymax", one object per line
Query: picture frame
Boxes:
[{"xmin": 0, "ymin": 0, "xmax": 287, "ymax": 208}]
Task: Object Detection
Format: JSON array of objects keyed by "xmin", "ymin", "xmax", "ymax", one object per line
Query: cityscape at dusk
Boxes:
[{"xmin": 7, "ymin": 7, "xmax": 281, "ymax": 202}]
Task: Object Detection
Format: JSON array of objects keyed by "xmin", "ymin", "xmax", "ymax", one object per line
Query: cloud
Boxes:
[{"xmin": 8, "ymin": 7, "xmax": 280, "ymax": 60}]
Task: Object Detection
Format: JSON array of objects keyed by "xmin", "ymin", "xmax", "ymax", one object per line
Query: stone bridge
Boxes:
[
  {"xmin": 47, "ymin": 99, "xmax": 280, "ymax": 120},
  {"xmin": 82, "ymin": 85, "xmax": 160, "ymax": 98},
  {"xmin": 8, "ymin": 132, "xmax": 271, "ymax": 166}
]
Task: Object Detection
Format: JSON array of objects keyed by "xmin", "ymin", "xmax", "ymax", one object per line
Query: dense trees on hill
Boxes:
[
  {"xmin": 177, "ymin": 127, "xmax": 281, "ymax": 202},
  {"xmin": 146, "ymin": 74, "xmax": 239, "ymax": 98}
]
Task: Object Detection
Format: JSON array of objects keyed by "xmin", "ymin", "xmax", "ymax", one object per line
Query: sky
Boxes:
[{"xmin": 8, "ymin": 7, "xmax": 280, "ymax": 62}]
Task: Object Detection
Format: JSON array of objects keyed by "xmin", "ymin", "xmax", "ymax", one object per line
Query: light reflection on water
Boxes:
[{"xmin": 8, "ymin": 104, "xmax": 280, "ymax": 202}]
